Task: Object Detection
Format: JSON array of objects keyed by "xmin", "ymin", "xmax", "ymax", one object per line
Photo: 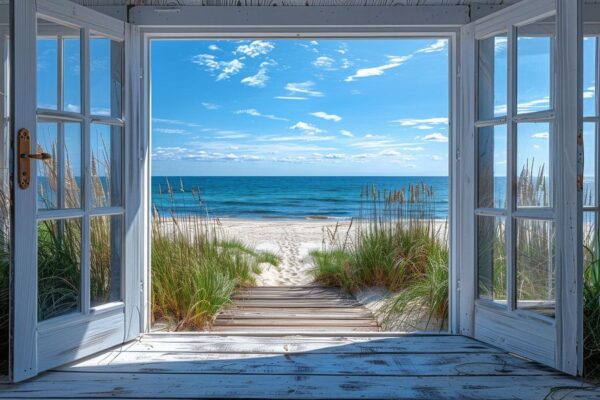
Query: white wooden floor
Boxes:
[{"xmin": 1, "ymin": 333, "xmax": 599, "ymax": 399}]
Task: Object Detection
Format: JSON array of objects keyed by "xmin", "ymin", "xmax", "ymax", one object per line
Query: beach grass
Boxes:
[
  {"xmin": 310, "ymin": 183, "xmax": 449, "ymax": 331},
  {"xmin": 151, "ymin": 181, "xmax": 280, "ymax": 330}
]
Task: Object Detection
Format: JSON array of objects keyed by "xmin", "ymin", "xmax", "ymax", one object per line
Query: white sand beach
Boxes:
[{"xmin": 219, "ymin": 218, "xmax": 354, "ymax": 286}]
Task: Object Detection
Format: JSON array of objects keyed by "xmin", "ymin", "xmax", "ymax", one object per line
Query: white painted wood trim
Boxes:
[
  {"xmin": 555, "ymin": 0, "xmax": 584, "ymax": 376},
  {"xmin": 11, "ymin": 0, "xmax": 39, "ymax": 382},
  {"xmin": 131, "ymin": 6, "xmax": 470, "ymax": 28},
  {"xmin": 457, "ymin": 22, "xmax": 476, "ymax": 337},
  {"xmin": 36, "ymin": 0, "xmax": 124, "ymax": 41},
  {"xmin": 474, "ymin": 0, "xmax": 555, "ymax": 39}
]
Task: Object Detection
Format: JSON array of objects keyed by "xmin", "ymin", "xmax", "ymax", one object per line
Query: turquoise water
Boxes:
[{"xmin": 151, "ymin": 176, "xmax": 449, "ymax": 220}]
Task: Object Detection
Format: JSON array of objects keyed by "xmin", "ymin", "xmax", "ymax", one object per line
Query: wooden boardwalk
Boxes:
[
  {"xmin": 212, "ymin": 286, "xmax": 379, "ymax": 332},
  {"xmin": 1, "ymin": 333, "xmax": 599, "ymax": 398}
]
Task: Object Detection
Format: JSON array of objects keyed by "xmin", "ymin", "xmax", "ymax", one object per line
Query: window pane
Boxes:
[
  {"xmin": 517, "ymin": 20, "xmax": 553, "ymax": 114},
  {"xmin": 478, "ymin": 125, "xmax": 507, "ymax": 208},
  {"xmin": 90, "ymin": 35, "xmax": 122, "ymax": 117},
  {"xmin": 37, "ymin": 19, "xmax": 81, "ymax": 112},
  {"xmin": 37, "ymin": 122, "xmax": 58, "ymax": 209},
  {"xmin": 38, "ymin": 218, "xmax": 82, "ymax": 321},
  {"xmin": 478, "ymin": 35, "xmax": 507, "ymax": 119},
  {"xmin": 37, "ymin": 122, "xmax": 82, "ymax": 210},
  {"xmin": 516, "ymin": 122, "xmax": 551, "ymax": 208},
  {"xmin": 584, "ymin": 211, "xmax": 597, "ymax": 269},
  {"xmin": 584, "ymin": 122, "xmax": 596, "ymax": 207},
  {"xmin": 63, "ymin": 36, "xmax": 81, "ymax": 113},
  {"xmin": 516, "ymin": 218, "xmax": 555, "ymax": 317},
  {"xmin": 477, "ymin": 216, "xmax": 507, "ymax": 303},
  {"xmin": 91, "ymin": 124, "xmax": 122, "ymax": 207},
  {"xmin": 584, "ymin": 37, "xmax": 597, "ymax": 117},
  {"xmin": 37, "ymin": 35, "xmax": 57, "ymax": 110},
  {"xmin": 91, "ymin": 215, "xmax": 122, "ymax": 306}
]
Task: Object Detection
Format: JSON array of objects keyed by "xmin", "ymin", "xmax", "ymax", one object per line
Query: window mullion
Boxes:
[
  {"xmin": 81, "ymin": 27, "xmax": 91, "ymax": 315},
  {"xmin": 57, "ymin": 35, "xmax": 64, "ymax": 209},
  {"xmin": 506, "ymin": 24, "xmax": 517, "ymax": 313}
]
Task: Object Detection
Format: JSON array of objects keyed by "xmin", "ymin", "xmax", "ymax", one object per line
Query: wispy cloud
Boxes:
[
  {"xmin": 236, "ymin": 40, "xmax": 275, "ymax": 58},
  {"xmin": 259, "ymin": 135, "xmax": 336, "ymax": 142},
  {"xmin": 208, "ymin": 44, "xmax": 220, "ymax": 51},
  {"xmin": 192, "ymin": 54, "xmax": 244, "ymax": 81},
  {"xmin": 340, "ymin": 130, "xmax": 354, "ymax": 138},
  {"xmin": 416, "ymin": 39, "xmax": 447, "ymax": 54},
  {"xmin": 290, "ymin": 121, "xmax": 324, "ymax": 135},
  {"xmin": 392, "ymin": 117, "xmax": 448, "ymax": 126},
  {"xmin": 345, "ymin": 55, "xmax": 412, "ymax": 82},
  {"xmin": 275, "ymin": 96, "xmax": 307, "ymax": 101},
  {"xmin": 531, "ymin": 132, "xmax": 549, "ymax": 139},
  {"xmin": 201, "ymin": 102, "xmax": 220, "ymax": 110},
  {"xmin": 516, "ymin": 96, "xmax": 550, "ymax": 114},
  {"xmin": 283, "ymin": 81, "xmax": 324, "ymax": 97},
  {"xmin": 235, "ymin": 108, "xmax": 288, "ymax": 121},
  {"xmin": 154, "ymin": 127, "xmax": 189, "ymax": 135},
  {"xmin": 310, "ymin": 111, "xmax": 342, "ymax": 122},
  {"xmin": 240, "ymin": 60, "xmax": 276, "ymax": 88},
  {"xmin": 422, "ymin": 133, "xmax": 448, "ymax": 142},
  {"xmin": 313, "ymin": 56, "xmax": 335, "ymax": 69},
  {"xmin": 153, "ymin": 117, "xmax": 202, "ymax": 128}
]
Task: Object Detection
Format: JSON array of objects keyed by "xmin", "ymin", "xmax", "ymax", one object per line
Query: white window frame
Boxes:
[{"xmin": 132, "ymin": 7, "xmax": 463, "ymax": 335}]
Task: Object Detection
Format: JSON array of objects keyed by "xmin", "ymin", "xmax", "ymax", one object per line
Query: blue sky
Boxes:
[{"xmin": 150, "ymin": 39, "xmax": 450, "ymax": 176}]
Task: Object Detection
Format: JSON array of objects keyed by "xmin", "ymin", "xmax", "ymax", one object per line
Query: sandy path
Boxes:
[{"xmin": 219, "ymin": 219, "xmax": 352, "ymax": 286}]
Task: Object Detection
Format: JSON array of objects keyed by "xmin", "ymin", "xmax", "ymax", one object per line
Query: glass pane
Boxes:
[
  {"xmin": 37, "ymin": 19, "xmax": 81, "ymax": 112},
  {"xmin": 0, "ymin": 22, "xmax": 11, "ymax": 374},
  {"xmin": 91, "ymin": 215, "xmax": 122, "ymax": 306},
  {"xmin": 516, "ymin": 218, "xmax": 555, "ymax": 317},
  {"xmin": 37, "ymin": 122, "xmax": 58, "ymax": 209},
  {"xmin": 63, "ymin": 36, "xmax": 81, "ymax": 113},
  {"xmin": 584, "ymin": 211, "xmax": 597, "ymax": 269},
  {"xmin": 478, "ymin": 125, "xmax": 507, "ymax": 208},
  {"xmin": 477, "ymin": 216, "xmax": 507, "ymax": 303},
  {"xmin": 517, "ymin": 20, "xmax": 554, "ymax": 114},
  {"xmin": 584, "ymin": 37, "xmax": 597, "ymax": 117},
  {"xmin": 38, "ymin": 218, "xmax": 82, "ymax": 321},
  {"xmin": 90, "ymin": 35, "xmax": 122, "ymax": 117},
  {"xmin": 91, "ymin": 124, "xmax": 122, "ymax": 207},
  {"xmin": 478, "ymin": 35, "xmax": 507, "ymax": 119},
  {"xmin": 37, "ymin": 122, "xmax": 82, "ymax": 210},
  {"xmin": 517, "ymin": 122, "xmax": 551, "ymax": 208},
  {"xmin": 584, "ymin": 122, "xmax": 596, "ymax": 207}
]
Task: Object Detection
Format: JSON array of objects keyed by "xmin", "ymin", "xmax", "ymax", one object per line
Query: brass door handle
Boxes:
[
  {"xmin": 21, "ymin": 152, "xmax": 52, "ymax": 160},
  {"xmin": 17, "ymin": 128, "xmax": 51, "ymax": 189}
]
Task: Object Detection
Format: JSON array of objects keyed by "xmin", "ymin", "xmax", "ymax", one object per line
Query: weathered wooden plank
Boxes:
[
  {"xmin": 213, "ymin": 318, "xmax": 379, "ymax": 327},
  {"xmin": 2, "ymin": 373, "xmax": 596, "ymax": 399},
  {"xmin": 61, "ymin": 351, "xmax": 560, "ymax": 377},
  {"xmin": 229, "ymin": 300, "xmax": 361, "ymax": 308},
  {"xmin": 217, "ymin": 311, "xmax": 374, "ymax": 319},
  {"xmin": 232, "ymin": 295, "xmax": 350, "ymax": 300},
  {"xmin": 210, "ymin": 326, "xmax": 379, "ymax": 332}
]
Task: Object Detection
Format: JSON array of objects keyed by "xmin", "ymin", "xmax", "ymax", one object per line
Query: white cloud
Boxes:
[
  {"xmin": 313, "ymin": 56, "xmax": 335, "ymax": 69},
  {"xmin": 336, "ymin": 43, "xmax": 349, "ymax": 55},
  {"xmin": 284, "ymin": 81, "xmax": 323, "ymax": 97},
  {"xmin": 584, "ymin": 85, "xmax": 595, "ymax": 99},
  {"xmin": 236, "ymin": 40, "xmax": 275, "ymax": 58},
  {"xmin": 517, "ymin": 97, "xmax": 550, "ymax": 113},
  {"xmin": 235, "ymin": 108, "xmax": 288, "ymax": 121},
  {"xmin": 345, "ymin": 55, "xmax": 412, "ymax": 82},
  {"xmin": 531, "ymin": 132, "xmax": 549, "ymax": 139},
  {"xmin": 240, "ymin": 60, "xmax": 276, "ymax": 88},
  {"xmin": 393, "ymin": 117, "xmax": 448, "ymax": 126},
  {"xmin": 154, "ymin": 128, "xmax": 188, "ymax": 135},
  {"xmin": 310, "ymin": 111, "xmax": 342, "ymax": 122},
  {"xmin": 192, "ymin": 54, "xmax": 245, "ymax": 81},
  {"xmin": 213, "ymin": 130, "xmax": 250, "ymax": 139},
  {"xmin": 422, "ymin": 133, "xmax": 448, "ymax": 142},
  {"xmin": 416, "ymin": 39, "xmax": 447, "ymax": 54},
  {"xmin": 416, "ymin": 125, "xmax": 434, "ymax": 130},
  {"xmin": 340, "ymin": 130, "xmax": 354, "ymax": 138},
  {"xmin": 310, "ymin": 40, "xmax": 319, "ymax": 46},
  {"xmin": 208, "ymin": 44, "xmax": 220, "ymax": 51},
  {"xmin": 201, "ymin": 102, "xmax": 220, "ymax": 110},
  {"xmin": 275, "ymin": 96, "xmax": 307, "ymax": 101},
  {"xmin": 153, "ymin": 117, "xmax": 202, "ymax": 128},
  {"xmin": 380, "ymin": 149, "xmax": 401, "ymax": 157},
  {"xmin": 290, "ymin": 121, "xmax": 324, "ymax": 135},
  {"xmin": 260, "ymin": 135, "xmax": 335, "ymax": 142},
  {"xmin": 431, "ymin": 155, "xmax": 444, "ymax": 161}
]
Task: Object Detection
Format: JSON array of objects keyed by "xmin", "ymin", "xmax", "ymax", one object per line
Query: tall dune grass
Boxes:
[
  {"xmin": 310, "ymin": 183, "xmax": 449, "ymax": 331},
  {"xmin": 151, "ymin": 180, "xmax": 279, "ymax": 330}
]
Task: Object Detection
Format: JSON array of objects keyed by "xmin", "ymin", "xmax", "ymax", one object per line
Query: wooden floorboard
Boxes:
[
  {"xmin": 1, "ymin": 334, "xmax": 598, "ymax": 399},
  {"xmin": 214, "ymin": 286, "xmax": 380, "ymax": 332}
]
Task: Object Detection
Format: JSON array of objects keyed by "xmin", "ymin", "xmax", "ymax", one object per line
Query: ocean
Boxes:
[{"xmin": 151, "ymin": 176, "xmax": 450, "ymax": 220}]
